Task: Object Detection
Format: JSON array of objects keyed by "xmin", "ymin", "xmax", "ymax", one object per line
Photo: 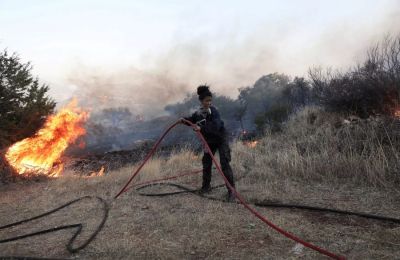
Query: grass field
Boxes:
[{"xmin": 1, "ymin": 107, "xmax": 400, "ymax": 259}]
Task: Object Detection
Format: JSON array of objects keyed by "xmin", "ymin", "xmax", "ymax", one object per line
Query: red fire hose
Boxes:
[{"xmin": 114, "ymin": 119, "xmax": 346, "ymax": 259}]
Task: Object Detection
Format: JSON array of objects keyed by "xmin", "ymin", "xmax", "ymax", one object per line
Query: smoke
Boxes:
[
  {"xmin": 66, "ymin": 3, "xmax": 400, "ymax": 119},
  {"xmin": 67, "ymin": 66, "xmax": 188, "ymax": 118},
  {"xmin": 60, "ymin": 2, "xmax": 400, "ymax": 153}
]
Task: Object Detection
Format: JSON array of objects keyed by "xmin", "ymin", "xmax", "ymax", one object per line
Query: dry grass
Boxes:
[
  {"xmin": 1, "ymin": 107, "xmax": 400, "ymax": 259},
  {"xmin": 245, "ymin": 106, "xmax": 400, "ymax": 188}
]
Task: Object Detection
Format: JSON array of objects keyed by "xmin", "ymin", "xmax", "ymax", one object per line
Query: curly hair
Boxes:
[{"xmin": 197, "ymin": 84, "xmax": 212, "ymax": 101}]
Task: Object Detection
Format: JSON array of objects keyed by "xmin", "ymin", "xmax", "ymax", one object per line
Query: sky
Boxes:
[{"xmin": 0, "ymin": 0, "xmax": 399, "ymax": 113}]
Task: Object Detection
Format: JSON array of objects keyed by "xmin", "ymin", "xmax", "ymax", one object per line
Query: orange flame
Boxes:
[
  {"xmin": 88, "ymin": 166, "xmax": 105, "ymax": 177},
  {"xmin": 5, "ymin": 98, "xmax": 89, "ymax": 177},
  {"xmin": 244, "ymin": 140, "xmax": 258, "ymax": 148}
]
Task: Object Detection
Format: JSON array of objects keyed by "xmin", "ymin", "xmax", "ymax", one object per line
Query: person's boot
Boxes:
[{"xmin": 198, "ymin": 185, "xmax": 212, "ymax": 195}]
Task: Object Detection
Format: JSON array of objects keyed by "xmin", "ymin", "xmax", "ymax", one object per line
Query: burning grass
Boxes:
[{"xmin": 4, "ymin": 99, "xmax": 88, "ymax": 177}]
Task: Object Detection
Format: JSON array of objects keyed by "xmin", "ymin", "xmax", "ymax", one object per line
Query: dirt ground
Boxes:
[{"xmin": 1, "ymin": 157, "xmax": 400, "ymax": 260}]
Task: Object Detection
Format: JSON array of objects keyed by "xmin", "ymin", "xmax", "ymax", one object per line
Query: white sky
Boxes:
[{"xmin": 0, "ymin": 0, "xmax": 399, "ymax": 103}]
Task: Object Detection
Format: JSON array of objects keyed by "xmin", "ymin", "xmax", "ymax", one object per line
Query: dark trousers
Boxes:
[{"xmin": 202, "ymin": 137, "xmax": 235, "ymax": 192}]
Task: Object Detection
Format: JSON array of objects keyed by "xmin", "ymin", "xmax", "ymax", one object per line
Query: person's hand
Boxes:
[
  {"xmin": 193, "ymin": 125, "xmax": 201, "ymax": 131},
  {"xmin": 179, "ymin": 118, "xmax": 185, "ymax": 124}
]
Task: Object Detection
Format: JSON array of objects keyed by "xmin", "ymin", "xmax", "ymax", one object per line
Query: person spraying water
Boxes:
[{"xmin": 180, "ymin": 85, "xmax": 235, "ymax": 202}]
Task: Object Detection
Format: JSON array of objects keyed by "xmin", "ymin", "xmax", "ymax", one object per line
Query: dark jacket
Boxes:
[{"xmin": 184, "ymin": 105, "xmax": 226, "ymax": 144}]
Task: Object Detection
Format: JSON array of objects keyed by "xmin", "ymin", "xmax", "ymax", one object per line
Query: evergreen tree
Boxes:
[{"xmin": 0, "ymin": 50, "xmax": 56, "ymax": 148}]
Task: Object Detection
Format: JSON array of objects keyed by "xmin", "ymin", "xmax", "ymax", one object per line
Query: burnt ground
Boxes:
[{"xmin": 67, "ymin": 142, "xmax": 202, "ymax": 176}]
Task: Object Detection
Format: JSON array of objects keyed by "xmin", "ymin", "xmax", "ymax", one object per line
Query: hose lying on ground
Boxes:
[
  {"xmin": 135, "ymin": 181, "xmax": 400, "ymax": 225},
  {"xmin": 0, "ymin": 196, "xmax": 109, "ymax": 260},
  {"xmin": 3, "ymin": 175, "xmax": 399, "ymax": 259}
]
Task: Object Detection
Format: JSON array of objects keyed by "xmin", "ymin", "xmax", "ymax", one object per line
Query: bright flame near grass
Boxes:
[
  {"xmin": 5, "ymin": 99, "xmax": 89, "ymax": 177},
  {"xmin": 244, "ymin": 140, "xmax": 258, "ymax": 148},
  {"xmin": 88, "ymin": 166, "xmax": 105, "ymax": 177}
]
